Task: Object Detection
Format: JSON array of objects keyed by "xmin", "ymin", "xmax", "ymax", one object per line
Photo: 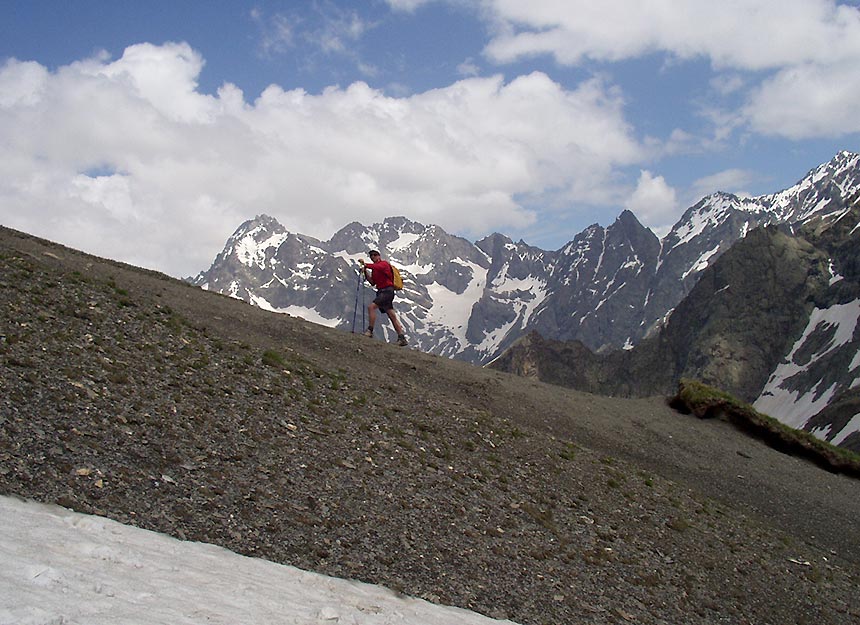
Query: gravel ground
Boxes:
[{"xmin": 2, "ymin": 225, "xmax": 859, "ymax": 625}]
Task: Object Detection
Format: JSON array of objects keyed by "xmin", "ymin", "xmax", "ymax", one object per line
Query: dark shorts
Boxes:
[{"xmin": 373, "ymin": 287, "xmax": 395, "ymax": 313}]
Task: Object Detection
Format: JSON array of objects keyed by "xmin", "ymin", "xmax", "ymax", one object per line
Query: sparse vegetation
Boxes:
[
  {"xmin": 2, "ymin": 226, "xmax": 860, "ymax": 625},
  {"xmin": 261, "ymin": 349, "xmax": 286, "ymax": 368}
]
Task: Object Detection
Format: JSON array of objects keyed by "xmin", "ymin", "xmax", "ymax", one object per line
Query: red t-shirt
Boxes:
[{"xmin": 365, "ymin": 260, "xmax": 394, "ymax": 289}]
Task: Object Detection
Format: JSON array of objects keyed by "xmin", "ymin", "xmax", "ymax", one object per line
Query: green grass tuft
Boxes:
[
  {"xmin": 261, "ymin": 349, "xmax": 286, "ymax": 368},
  {"xmin": 670, "ymin": 379, "xmax": 860, "ymax": 479}
]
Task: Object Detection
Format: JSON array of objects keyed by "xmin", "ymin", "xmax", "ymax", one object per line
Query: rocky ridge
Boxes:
[
  {"xmin": 491, "ymin": 203, "xmax": 860, "ymax": 453},
  {"xmin": 191, "ymin": 153, "xmax": 860, "ymax": 445},
  {"xmin": 193, "ymin": 151, "xmax": 860, "ymax": 364},
  {"xmin": 3, "ymin": 225, "xmax": 860, "ymax": 625}
]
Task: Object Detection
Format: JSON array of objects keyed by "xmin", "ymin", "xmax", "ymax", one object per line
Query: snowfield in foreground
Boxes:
[{"xmin": 0, "ymin": 495, "xmax": 518, "ymax": 625}]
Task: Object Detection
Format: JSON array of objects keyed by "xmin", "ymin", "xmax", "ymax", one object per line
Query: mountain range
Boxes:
[{"xmin": 192, "ymin": 151, "xmax": 860, "ymax": 450}]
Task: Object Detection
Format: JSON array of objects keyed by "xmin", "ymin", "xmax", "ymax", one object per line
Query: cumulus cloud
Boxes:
[
  {"xmin": 0, "ymin": 44, "xmax": 644, "ymax": 277},
  {"xmin": 624, "ymin": 170, "xmax": 679, "ymax": 233},
  {"xmin": 481, "ymin": 0, "xmax": 860, "ymax": 141},
  {"xmin": 0, "ymin": 59, "xmax": 48, "ymax": 107},
  {"xmin": 483, "ymin": 0, "xmax": 860, "ymax": 69},
  {"xmin": 743, "ymin": 58, "xmax": 860, "ymax": 139}
]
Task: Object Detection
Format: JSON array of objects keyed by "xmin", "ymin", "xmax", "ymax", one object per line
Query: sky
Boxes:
[
  {"xmin": 0, "ymin": 495, "xmax": 520, "ymax": 624},
  {"xmin": 1, "ymin": 0, "xmax": 859, "ymax": 278}
]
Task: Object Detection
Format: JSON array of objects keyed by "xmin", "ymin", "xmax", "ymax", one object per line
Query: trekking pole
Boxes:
[
  {"xmin": 351, "ymin": 267, "xmax": 362, "ymax": 333},
  {"xmin": 361, "ymin": 267, "xmax": 366, "ymax": 331}
]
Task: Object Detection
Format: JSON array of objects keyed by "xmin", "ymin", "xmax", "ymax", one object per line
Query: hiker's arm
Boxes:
[{"xmin": 359, "ymin": 259, "xmax": 373, "ymax": 284}]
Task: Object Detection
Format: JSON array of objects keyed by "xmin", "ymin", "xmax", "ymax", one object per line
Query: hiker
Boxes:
[{"xmin": 359, "ymin": 250, "xmax": 408, "ymax": 346}]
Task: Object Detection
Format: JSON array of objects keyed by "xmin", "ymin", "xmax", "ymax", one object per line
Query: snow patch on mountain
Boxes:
[
  {"xmin": 831, "ymin": 413, "xmax": 860, "ymax": 446},
  {"xmin": 757, "ymin": 381, "xmax": 839, "ymax": 430},
  {"xmin": 390, "ymin": 232, "xmax": 420, "ymax": 252},
  {"xmin": 852, "ymin": 351, "xmax": 860, "ymax": 389},
  {"xmin": 425, "ymin": 259, "xmax": 485, "ymax": 354},
  {"xmin": 282, "ymin": 306, "xmax": 342, "ymax": 327},
  {"xmin": 399, "ymin": 259, "xmax": 435, "ymax": 277},
  {"xmin": 682, "ymin": 244, "xmax": 721, "ymax": 280},
  {"xmin": 672, "ymin": 195, "xmax": 743, "ymax": 248},
  {"xmin": 193, "ymin": 152, "xmax": 860, "ymax": 449},
  {"xmin": 235, "ymin": 230, "xmax": 288, "ymax": 270},
  {"xmin": 755, "ymin": 300, "xmax": 860, "ymax": 429}
]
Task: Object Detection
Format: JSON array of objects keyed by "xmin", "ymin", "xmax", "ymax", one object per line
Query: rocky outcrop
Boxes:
[{"xmin": 491, "ymin": 207, "xmax": 860, "ymax": 450}]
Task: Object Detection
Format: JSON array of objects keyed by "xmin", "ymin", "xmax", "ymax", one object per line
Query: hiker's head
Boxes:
[{"xmin": 368, "ymin": 250, "xmax": 381, "ymax": 261}]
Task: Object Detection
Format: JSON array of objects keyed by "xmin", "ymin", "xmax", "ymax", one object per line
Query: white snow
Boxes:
[
  {"xmin": 808, "ymin": 301, "xmax": 860, "ymax": 359},
  {"xmin": 235, "ymin": 232, "xmax": 288, "ymax": 269},
  {"xmin": 245, "ymin": 294, "xmax": 341, "ymax": 328},
  {"xmin": 293, "ymin": 262, "xmax": 316, "ymax": 280},
  {"xmin": 832, "ymin": 412, "xmax": 860, "ymax": 446},
  {"xmin": 593, "ymin": 229, "xmax": 607, "ymax": 275},
  {"xmin": 333, "ymin": 251, "xmax": 369, "ymax": 265},
  {"xmin": 681, "ymin": 244, "xmax": 720, "ymax": 280},
  {"xmin": 280, "ymin": 305, "xmax": 342, "ymax": 328},
  {"xmin": 478, "ymin": 267, "xmax": 548, "ymax": 352},
  {"xmin": 424, "ymin": 260, "xmax": 486, "ymax": 353},
  {"xmin": 755, "ymin": 300, "xmax": 860, "ymax": 430},
  {"xmin": 248, "ymin": 293, "xmax": 279, "ymax": 311},
  {"xmin": 755, "ymin": 380, "xmax": 839, "ymax": 430},
  {"xmin": 0, "ymin": 495, "xmax": 518, "ymax": 625},
  {"xmin": 828, "ymin": 261, "xmax": 844, "ymax": 286},
  {"xmin": 397, "ymin": 260, "xmax": 435, "ymax": 276},
  {"xmin": 389, "ymin": 232, "xmax": 420, "ymax": 252},
  {"xmin": 851, "ymin": 350, "xmax": 860, "ymax": 389},
  {"xmin": 671, "ymin": 196, "xmax": 735, "ymax": 248},
  {"xmin": 793, "ymin": 197, "xmax": 833, "ymax": 223}
]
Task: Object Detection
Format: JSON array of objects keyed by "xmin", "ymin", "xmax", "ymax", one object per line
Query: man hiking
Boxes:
[{"xmin": 360, "ymin": 250, "xmax": 408, "ymax": 346}]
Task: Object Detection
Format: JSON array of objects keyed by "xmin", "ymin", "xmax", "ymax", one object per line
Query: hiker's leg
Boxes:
[
  {"xmin": 386, "ymin": 309, "xmax": 404, "ymax": 336},
  {"xmin": 368, "ymin": 302, "xmax": 378, "ymax": 329}
]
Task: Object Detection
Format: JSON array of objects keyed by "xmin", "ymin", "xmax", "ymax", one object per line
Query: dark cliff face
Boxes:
[
  {"xmin": 533, "ymin": 210, "xmax": 661, "ymax": 352},
  {"xmin": 660, "ymin": 225, "xmax": 830, "ymax": 401},
  {"xmin": 494, "ymin": 223, "xmax": 832, "ymax": 401}
]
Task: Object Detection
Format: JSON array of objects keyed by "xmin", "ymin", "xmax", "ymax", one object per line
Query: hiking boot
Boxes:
[
  {"xmin": 363, "ymin": 327, "xmax": 374, "ymax": 338},
  {"xmin": 397, "ymin": 334, "xmax": 408, "ymax": 346}
]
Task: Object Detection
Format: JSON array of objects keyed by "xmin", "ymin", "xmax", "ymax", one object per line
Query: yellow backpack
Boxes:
[{"xmin": 390, "ymin": 263, "xmax": 403, "ymax": 290}]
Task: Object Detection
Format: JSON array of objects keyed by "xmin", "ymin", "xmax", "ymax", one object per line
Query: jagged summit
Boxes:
[
  {"xmin": 492, "ymin": 200, "xmax": 860, "ymax": 452},
  {"xmin": 192, "ymin": 152, "xmax": 860, "ymax": 446},
  {"xmin": 194, "ymin": 151, "xmax": 860, "ymax": 359}
]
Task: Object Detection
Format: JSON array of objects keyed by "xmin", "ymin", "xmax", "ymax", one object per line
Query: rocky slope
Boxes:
[{"xmin": 3, "ymin": 225, "xmax": 860, "ymax": 624}]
